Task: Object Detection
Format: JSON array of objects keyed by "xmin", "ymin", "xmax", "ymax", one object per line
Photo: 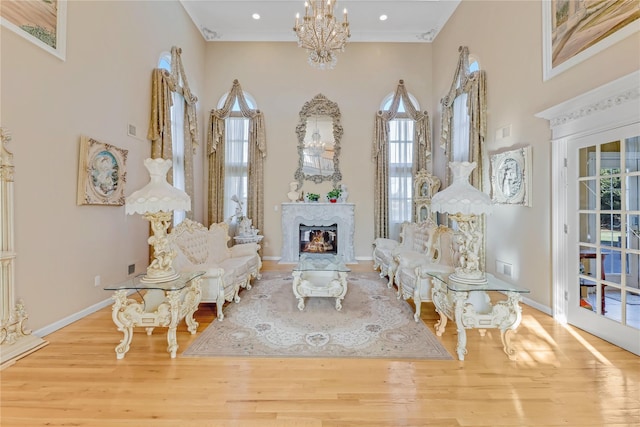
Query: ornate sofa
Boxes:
[
  {"xmin": 372, "ymin": 219, "xmax": 438, "ymax": 288},
  {"xmin": 167, "ymin": 219, "xmax": 262, "ymax": 321}
]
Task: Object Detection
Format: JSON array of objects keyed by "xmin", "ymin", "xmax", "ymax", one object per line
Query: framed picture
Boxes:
[
  {"xmin": 77, "ymin": 136, "xmax": 128, "ymax": 206},
  {"xmin": 1, "ymin": 0, "xmax": 67, "ymax": 60},
  {"xmin": 491, "ymin": 146, "xmax": 532, "ymax": 206},
  {"xmin": 542, "ymin": 0, "xmax": 640, "ymax": 81}
]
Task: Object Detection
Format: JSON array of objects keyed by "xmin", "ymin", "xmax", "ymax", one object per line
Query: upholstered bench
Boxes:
[{"xmin": 167, "ymin": 219, "xmax": 262, "ymax": 321}]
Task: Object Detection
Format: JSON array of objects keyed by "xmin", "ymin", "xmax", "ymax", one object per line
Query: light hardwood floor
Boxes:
[{"xmin": 1, "ymin": 260, "xmax": 638, "ymax": 426}]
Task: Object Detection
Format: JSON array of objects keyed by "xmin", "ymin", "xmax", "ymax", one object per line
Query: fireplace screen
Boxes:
[{"xmin": 299, "ymin": 224, "xmax": 338, "ymax": 255}]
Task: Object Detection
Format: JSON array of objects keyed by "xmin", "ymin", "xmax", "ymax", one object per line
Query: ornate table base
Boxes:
[
  {"xmin": 292, "ymin": 270, "xmax": 348, "ymax": 311},
  {"xmin": 109, "ymin": 275, "xmax": 202, "ymax": 359},
  {"xmin": 431, "ymin": 275, "xmax": 527, "ymax": 361}
]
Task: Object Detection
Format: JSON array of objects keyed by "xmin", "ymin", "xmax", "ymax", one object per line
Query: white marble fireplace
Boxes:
[{"xmin": 280, "ymin": 203, "xmax": 356, "ymax": 264}]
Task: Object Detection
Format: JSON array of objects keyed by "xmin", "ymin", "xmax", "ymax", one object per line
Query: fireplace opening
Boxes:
[{"xmin": 299, "ymin": 224, "xmax": 338, "ymax": 255}]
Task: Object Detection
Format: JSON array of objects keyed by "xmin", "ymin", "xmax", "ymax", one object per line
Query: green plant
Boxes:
[
  {"xmin": 326, "ymin": 188, "xmax": 342, "ymax": 200},
  {"xmin": 307, "ymin": 193, "xmax": 320, "ymax": 202}
]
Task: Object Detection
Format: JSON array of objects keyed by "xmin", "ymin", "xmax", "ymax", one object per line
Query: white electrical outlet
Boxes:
[{"xmin": 94, "ymin": 275, "xmax": 101, "ymax": 287}]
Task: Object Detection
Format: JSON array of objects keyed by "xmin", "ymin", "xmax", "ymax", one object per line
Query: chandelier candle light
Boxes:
[
  {"xmin": 294, "ymin": 0, "xmax": 350, "ymax": 70},
  {"xmin": 431, "ymin": 161, "xmax": 493, "ymax": 285},
  {"xmin": 126, "ymin": 158, "xmax": 191, "ymax": 283}
]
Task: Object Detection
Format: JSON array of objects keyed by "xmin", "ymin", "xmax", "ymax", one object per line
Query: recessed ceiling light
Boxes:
[
  {"xmin": 252, "ymin": 13, "xmax": 260, "ymax": 20},
  {"xmin": 379, "ymin": 15, "xmax": 388, "ymax": 21}
]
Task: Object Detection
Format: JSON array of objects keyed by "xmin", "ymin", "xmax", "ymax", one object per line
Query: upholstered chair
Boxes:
[{"xmin": 394, "ymin": 226, "xmax": 459, "ymax": 321}]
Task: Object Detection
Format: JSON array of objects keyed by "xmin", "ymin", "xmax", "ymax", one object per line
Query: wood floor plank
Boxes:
[{"xmin": 1, "ymin": 260, "xmax": 638, "ymax": 426}]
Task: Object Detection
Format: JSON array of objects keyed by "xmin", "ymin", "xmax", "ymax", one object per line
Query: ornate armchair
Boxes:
[
  {"xmin": 372, "ymin": 219, "xmax": 438, "ymax": 288},
  {"xmin": 394, "ymin": 226, "xmax": 459, "ymax": 321}
]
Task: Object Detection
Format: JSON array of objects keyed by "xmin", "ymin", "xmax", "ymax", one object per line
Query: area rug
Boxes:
[{"xmin": 183, "ymin": 271, "xmax": 452, "ymax": 360}]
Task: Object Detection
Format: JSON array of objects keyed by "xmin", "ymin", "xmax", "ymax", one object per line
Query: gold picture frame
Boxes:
[
  {"xmin": 0, "ymin": 0, "xmax": 67, "ymax": 61},
  {"xmin": 77, "ymin": 136, "xmax": 128, "ymax": 206},
  {"xmin": 542, "ymin": 0, "xmax": 640, "ymax": 81},
  {"xmin": 491, "ymin": 146, "xmax": 532, "ymax": 207}
]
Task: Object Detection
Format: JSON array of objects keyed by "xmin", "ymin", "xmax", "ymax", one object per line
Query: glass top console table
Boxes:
[
  {"xmin": 428, "ymin": 272, "xmax": 530, "ymax": 361},
  {"xmin": 104, "ymin": 271, "xmax": 204, "ymax": 359},
  {"xmin": 292, "ymin": 254, "xmax": 351, "ymax": 311}
]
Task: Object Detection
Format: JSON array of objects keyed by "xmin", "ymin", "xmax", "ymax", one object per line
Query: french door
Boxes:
[{"xmin": 566, "ymin": 123, "xmax": 640, "ymax": 354}]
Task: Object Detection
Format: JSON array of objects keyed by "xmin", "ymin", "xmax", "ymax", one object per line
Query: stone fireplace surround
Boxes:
[{"xmin": 280, "ymin": 203, "xmax": 356, "ymax": 264}]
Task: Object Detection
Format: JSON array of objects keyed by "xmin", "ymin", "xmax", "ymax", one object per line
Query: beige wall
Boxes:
[
  {"xmin": 204, "ymin": 42, "xmax": 433, "ymax": 261},
  {"xmin": 1, "ymin": 0, "xmax": 206, "ymax": 330},
  {"xmin": 431, "ymin": 0, "xmax": 640, "ymax": 307},
  {"xmin": 2, "ymin": 0, "xmax": 638, "ymax": 332}
]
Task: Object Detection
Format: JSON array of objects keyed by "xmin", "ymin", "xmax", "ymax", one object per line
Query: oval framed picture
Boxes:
[
  {"xmin": 490, "ymin": 146, "xmax": 531, "ymax": 206},
  {"xmin": 77, "ymin": 136, "xmax": 128, "ymax": 205}
]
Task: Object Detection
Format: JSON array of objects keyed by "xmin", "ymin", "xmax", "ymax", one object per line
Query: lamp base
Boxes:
[
  {"xmin": 449, "ymin": 271, "xmax": 488, "ymax": 285},
  {"xmin": 141, "ymin": 211, "xmax": 179, "ymax": 284},
  {"xmin": 140, "ymin": 270, "xmax": 181, "ymax": 284}
]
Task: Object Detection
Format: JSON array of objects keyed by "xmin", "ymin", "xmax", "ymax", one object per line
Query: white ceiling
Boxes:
[{"xmin": 179, "ymin": 0, "xmax": 461, "ymax": 43}]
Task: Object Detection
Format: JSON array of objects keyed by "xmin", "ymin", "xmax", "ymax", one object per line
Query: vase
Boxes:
[{"xmin": 329, "ymin": 198, "xmax": 337, "ymax": 203}]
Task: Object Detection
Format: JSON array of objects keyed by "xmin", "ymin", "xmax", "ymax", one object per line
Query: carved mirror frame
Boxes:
[{"xmin": 295, "ymin": 94, "xmax": 343, "ymax": 187}]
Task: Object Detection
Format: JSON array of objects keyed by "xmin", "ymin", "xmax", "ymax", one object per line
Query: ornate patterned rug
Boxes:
[{"xmin": 183, "ymin": 271, "xmax": 452, "ymax": 360}]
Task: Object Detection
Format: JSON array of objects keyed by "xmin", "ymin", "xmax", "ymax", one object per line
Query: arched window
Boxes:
[
  {"xmin": 372, "ymin": 80, "xmax": 431, "ymax": 240},
  {"xmin": 159, "ymin": 52, "xmax": 186, "ymax": 226},
  {"xmin": 216, "ymin": 91, "xmax": 257, "ymax": 222},
  {"xmin": 380, "ymin": 93, "xmax": 420, "ymax": 239}
]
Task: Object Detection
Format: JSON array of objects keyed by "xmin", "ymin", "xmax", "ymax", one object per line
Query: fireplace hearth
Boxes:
[{"xmin": 280, "ymin": 202, "xmax": 355, "ymax": 263}]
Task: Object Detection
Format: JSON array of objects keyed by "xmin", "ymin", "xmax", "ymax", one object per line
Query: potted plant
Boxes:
[
  {"xmin": 306, "ymin": 192, "xmax": 320, "ymax": 202},
  {"xmin": 326, "ymin": 188, "xmax": 342, "ymax": 203}
]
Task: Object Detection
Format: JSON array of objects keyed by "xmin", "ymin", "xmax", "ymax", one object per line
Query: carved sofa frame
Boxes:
[{"xmin": 167, "ymin": 219, "xmax": 262, "ymax": 321}]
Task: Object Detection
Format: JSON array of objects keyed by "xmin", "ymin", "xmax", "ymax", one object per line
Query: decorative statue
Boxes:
[
  {"xmin": 339, "ymin": 184, "xmax": 348, "ymax": 202},
  {"xmin": 287, "ymin": 181, "xmax": 300, "ymax": 202}
]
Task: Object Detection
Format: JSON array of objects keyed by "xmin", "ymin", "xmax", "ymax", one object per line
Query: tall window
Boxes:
[
  {"xmin": 382, "ymin": 95, "xmax": 419, "ymax": 240},
  {"xmin": 158, "ymin": 53, "xmax": 186, "ymax": 226},
  {"xmin": 217, "ymin": 95, "xmax": 256, "ymax": 222}
]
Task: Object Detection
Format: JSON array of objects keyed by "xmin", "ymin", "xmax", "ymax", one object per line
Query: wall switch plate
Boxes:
[
  {"xmin": 496, "ymin": 260, "xmax": 513, "ymax": 278},
  {"xmin": 94, "ymin": 275, "xmax": 101, "ymax": 287},
  {"xmin": 127, "ymin": 124, "xmax": 137, "ymax": 137}
]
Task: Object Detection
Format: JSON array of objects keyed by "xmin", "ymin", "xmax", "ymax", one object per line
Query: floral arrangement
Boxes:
[
  {"xmin": 326, "ymin": 188, "xmax": 342, "ymax": 201},
  {"xmin": 306, "ymin": 193, "xmax": 320, "ymax": 202}
]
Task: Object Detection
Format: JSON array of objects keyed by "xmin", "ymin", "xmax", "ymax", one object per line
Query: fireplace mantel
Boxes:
[{"xmin": 280, "ymin": 202, "xmax": 355, "ymax": 264}]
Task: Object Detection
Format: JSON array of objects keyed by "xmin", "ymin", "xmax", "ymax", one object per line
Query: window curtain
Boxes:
[
  {"xmin": 147, "ymin": 46, "xmax": 199, "ymax": 219},
  {"xmin": 206, "ymin": 79, "xmax": 267, "ymax": 236},
  {"xmin": 372, "ymin": 79, "xmax": 431, "ymax": 239},
  {"xmin": 440, "ymin": 46, "xmax": 487, "ymax": 189}
]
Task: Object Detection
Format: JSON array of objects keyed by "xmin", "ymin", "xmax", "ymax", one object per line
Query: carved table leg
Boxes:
[
  {"xmin": 111, "ymin": 290, "xmax": 139, "ymax": 360},
  {"xmin": 292, "ymin": 271, "xmax": 306, "ymax": 311},
  {"xmin": 183, "ymin": 277, "xmax": 202, "ymax": 334},
  {"xmin": 453, "ymin": 291, "xmax": 469, "ymax": 361},
  {"xmin": 165, "ymin": 291, "xmax": 181, "ymax": 358},
  {"xmin": 499, "ymin": 291, "xmax": 524, "ymax": 360},
  {"xmin": 434, "ymin": 311, "xmax": 448, "ymax": 336}
]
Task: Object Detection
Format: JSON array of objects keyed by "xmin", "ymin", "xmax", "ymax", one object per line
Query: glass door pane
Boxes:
[{"xmin": 575, "ymin": 137, "xmax": 639, "ymax": 330}]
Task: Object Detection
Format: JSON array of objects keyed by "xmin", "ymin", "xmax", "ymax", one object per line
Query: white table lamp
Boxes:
[
  {"xmin": 431, "ymin": 161, "xmax": 492, "ymax": 284},
  {"xmin": 126, "ymin": 158, "xmax": 190, "ymax": 283}
]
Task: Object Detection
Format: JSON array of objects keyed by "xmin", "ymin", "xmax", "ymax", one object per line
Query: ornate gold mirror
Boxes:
[{"xmin": 295, "ymin": 94, "xmax": 343, "ymax": 186}]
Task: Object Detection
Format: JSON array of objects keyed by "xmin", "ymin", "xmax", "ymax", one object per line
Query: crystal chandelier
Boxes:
[
  {"xmin": 293, "ymin": 0, "xmax": 350, "ymax": 70},
  {"xmin": 307, "ymin": 128, "xmax": 326, "ymax": 156}
]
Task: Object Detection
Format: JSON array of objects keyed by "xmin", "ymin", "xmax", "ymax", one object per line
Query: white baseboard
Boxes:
[
  {"xmin": 522, "ymin": 296, "xmax": 552, "ymax": 316},
  {"xmin": 33, "ymin": 292, "xmax": 133, "ymax": 338}
]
